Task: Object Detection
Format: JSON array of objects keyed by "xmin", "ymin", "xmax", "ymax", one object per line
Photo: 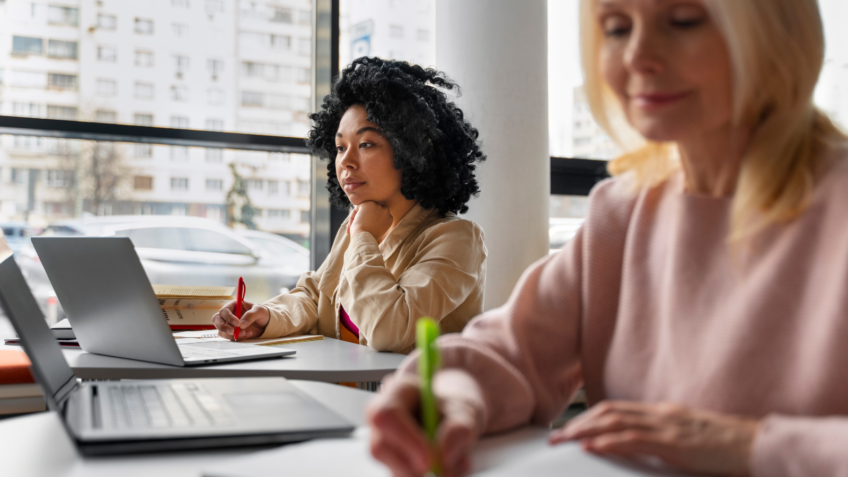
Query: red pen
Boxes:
[{"xmin": 233, "ymin": 277, "xmax": 245, "ymax": 340}]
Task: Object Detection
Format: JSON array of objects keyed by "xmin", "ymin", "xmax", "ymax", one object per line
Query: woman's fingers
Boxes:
[
  {"xmin": 367, "ymin": 377, "xmax": 432, "ymax": 474},
  {"xmin": 551, "ymin": 410, "xmax": 655, "ymax": 444},
  {"xmin": 437, "ymin": 416, "xmax": 477, "ymax": 475}
]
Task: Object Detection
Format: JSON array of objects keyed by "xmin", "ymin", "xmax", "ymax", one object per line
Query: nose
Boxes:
[
  {"xmin": 337, "ymin": 144, "xmax": 359, "ymax": 171},
  {"xmin": 623, "ymin": 21, "xmax": 664, "ymax": 76}
]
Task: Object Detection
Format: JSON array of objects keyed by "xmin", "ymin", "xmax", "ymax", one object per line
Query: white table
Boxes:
[
  {"xmin": 6, "ymin": 338, "xmax": 407, "ymax": 383},
  {"xmin": 0, "ymin": 380, "xmax": 375, "ymax": 477}
]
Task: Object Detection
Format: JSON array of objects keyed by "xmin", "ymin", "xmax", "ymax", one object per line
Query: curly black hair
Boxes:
[{"xmin": 306, "ymin": 57, "xmax": 486, "ymax": 215}]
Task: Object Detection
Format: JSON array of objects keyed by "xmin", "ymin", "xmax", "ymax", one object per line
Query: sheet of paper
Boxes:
[
  {"xmin": 173, "ymin": 330, "xmax": 324, "ymax": 346},
  {"xmin": 203, "ymin": 426, "xmax": 696, "ymax": 477},
  {"xmin": 477, "ymin": 442, "xmax": 694, "ymax": 477}
]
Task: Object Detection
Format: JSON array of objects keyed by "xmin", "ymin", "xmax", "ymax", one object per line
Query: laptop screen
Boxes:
[{"xmin": 0, "ymin": 256, "xmax": 76, "ymax": 406}]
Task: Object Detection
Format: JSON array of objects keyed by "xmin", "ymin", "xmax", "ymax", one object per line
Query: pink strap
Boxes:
[{"xmin": 339, "ymin": 305, "xmax": 359, "ymax": 338}]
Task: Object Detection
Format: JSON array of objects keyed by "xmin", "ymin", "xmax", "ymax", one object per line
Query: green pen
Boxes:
[{"xmin": 417, "ymin": 317, "xmax": 441, "ymax": 476}]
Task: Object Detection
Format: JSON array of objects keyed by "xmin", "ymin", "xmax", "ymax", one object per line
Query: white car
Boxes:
[{"xmin": 18, "ymin": 216, "xmax": 307, "ymax": 317}]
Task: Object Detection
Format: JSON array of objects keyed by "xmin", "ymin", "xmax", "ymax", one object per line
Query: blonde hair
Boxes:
[{"xmin": 579, "ymin": 0, "xmax": 846, "ymax": 241}]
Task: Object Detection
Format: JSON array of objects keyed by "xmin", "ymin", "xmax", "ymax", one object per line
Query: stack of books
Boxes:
[
  {"xmin": 0, "ymin": 350, "xmax": 45, "ymax": 416},
  {"xmin": 154, "ymin": 285, "xmax": 235, "ymax": 331}
]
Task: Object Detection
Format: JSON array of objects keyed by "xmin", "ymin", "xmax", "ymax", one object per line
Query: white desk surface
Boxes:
[
  {"xmin": 0, "ymin": 380, "xmax": 375, "ymax": 477},
  {"xmin": 4, "ymin": 338, "xmax": 407, "ymax": 383}
]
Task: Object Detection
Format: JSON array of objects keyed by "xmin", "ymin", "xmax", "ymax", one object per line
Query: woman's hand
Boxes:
[
  {"xmin": 348, "ymin": 201, "xmax": 394, "ymax": 240},
  {"xmin": 367, "ymin": 372, "xmax": 483, "ymax": 477},
  {"xmin": 211, "ymin": 300, "xmax": 270, "ymax": 341},
  {"xmin": 550, "ymin": 401, "xmax": 760, "ymax": 476}
]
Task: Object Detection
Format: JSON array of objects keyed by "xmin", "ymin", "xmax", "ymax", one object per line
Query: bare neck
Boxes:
[
  {"xmin": 376, "ymin": 194, "xmax": 419, "ymax": 243},
  {"xmin": 678, "ymin": 124, "xmax": 753, "ymax": 198}
]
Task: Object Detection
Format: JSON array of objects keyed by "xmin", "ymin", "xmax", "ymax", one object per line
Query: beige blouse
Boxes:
[{"xmin": 259, "ymin": 204, "xmax": 487, "ymax": 354}]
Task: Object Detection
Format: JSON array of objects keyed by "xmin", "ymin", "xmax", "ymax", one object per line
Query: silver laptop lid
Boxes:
[
  {"xmin": 32, "ymin": 237, "xmax": 184, "ymax": 366},
  {"xmin": 0, "ymin": 255, "xmax": 77, "ymax": 409}
]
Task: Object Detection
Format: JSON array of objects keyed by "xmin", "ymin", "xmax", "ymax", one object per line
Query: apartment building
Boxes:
[{"xmin": 0, "ymin": 0, "xmax": 312, "ymax": 240}]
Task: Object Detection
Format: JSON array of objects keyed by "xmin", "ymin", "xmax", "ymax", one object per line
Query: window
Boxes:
[
  {"xmin": 206, "ymin": 0, "xmax": 224, "ymax": 15},
  {"xmin": 390, "ymin": 25, "xmax": 404, "ymax": 39},
  {"xmin": 170, "ymin": 146, "xmax": 189, "ymax": 161},
  {"xmin": 172, "ymin": 0, "xmax": 189, "ymax": 7},
  {"xmin": 174, "ymin": 55, "xmax": 190, "ymax": 76},
  {"xmin": 135, "ymin": 50, "xmax": 154, "ymax": 67},
  {"xmin": 298, "ymin": 38, "xmax": 311, "ymax": 56},
  {"xmin": 12, "ymin": 36, "xmax": 42, "ymax": 55},
  {"xmin": 208, "ymin": 88, "xmax": 224, "ymax": 106},
  {"xmin": 206, "ymin": 179, "xmax": 222, "ymax": 191},
  {"xmin": 241, "ymin": 91, "xmax": 264, "ymax": 107},
  {"xmin": 135, "ymin": 18, "xmax": 154, "ymax": 35},
  {"xmin": 97, "ymin": 14, "xmax": 117, "ymax": 30},
  {"xmin": 48, "ymin": 73, "xmax": 77, "ymax": 89},
  {"xmin": 96, "ymin": 79, "xmax": 117, "ymax": 97},
  {"xmin": 48, "ymin": 6, "xmax": 79, "ymax": 26},
  {"xmin": 134, "ymin": 82, "xmax": 154, "ymax": 99},
  {"xmin": 298, "ymin": 180, "xmax": 309, "ymax": 196},
  {"xmin": 297, "ymin": 68, "xmax": 310, "ymax": 84},
  {"xmin": 47, "ymin": 40, "xmax": 78, "ymax": 59},
  {"xmin": 417, "ymin": 29, "xmax": 430, "ymax": 41},
  {"xmin": 300, "ymin": 210, "xmax": 310, "ymax": 223},
  {"xmin": 116, "ymin": 227, "xmax": 185, "ymax": 250},
  {"xmin": 171, "ymin": 85, "xmax": 189, "ymax": 101},
  {"xmin": 205, "ymin": 118, "xmax": 223, "ymax": 131},
  {"xmin": 267, "ymin": 209, "xmax": 290, "ymax": 220},
  {"xmin": 10, "ymin": 70, "xmax": 47, "ymax": 88},
  {"xmin": 170, "ymin": 116, "xmax": 189, "ymax": 128},
  {"xmin": 134, "ymin": 113, "xmax": 153, "ymax": 126},
  {"xmin": 205, "ymin": 148, "xmax": 223, "ymax": 162},
  {"xmin": 96, "ymin": 110, "xmax": 117, "ymax": 123},
  {"xmin": 183, "ymin": 229, "xmax": 252, "ymax": 255},
  {"xmin": 270, "ymin": 7, "xmax": 292, "ymax": 23},
  {"xmin": 268, "ymin": 180, "xmax": 279, "ymax": 194},
  {"xmin": 268, "ymin": 94, "xmax": 290, "ymax": 110},
  {"xmin": 13, "ymin": 103, "xmax": 40, "ymax": 117},
  {"xmin": 10, "ymin": 168, "xmax": 26, "ymax": 185},
  {"xmin": 134, "ymin": 144, "xmax": 152, "ymax": 158},
  {"xmin": 170, "ymin": 177, "xmax": 189, "ymax": 190},
  {"xmin": 134, "ymin": 176, "xmax": 154, "ymax": 190},
  {"xmin": 207, "ymin": 58, "xmax": 223, "ymax": 79},
  {"xmin": 46, "ymin": 170, "xmax": 72, "ymax": 188},
  {"xmin": 172, "ymin": 23, "xmax": 189, "ymax": 37},
  {"xmin": 270, "ymin": 34, "xmax": 291, "ymax": 50},
  {"xmin": 242, "ymin": 61, "xmax": 264, "ymax": 78},
  {"xmin": 98, "ymin": 46, "xmax": 117, "ymax": 62},
  {"xmin": 245, "ymin": 179, "xmax": 263, "ymax": 191},
  {"xmin": 46, "ymin": 105, "xmax": 77, "ymax": 120},
  {"xmin": 298, "ymin": 10, "xmax": 311, "ymax": 25}
]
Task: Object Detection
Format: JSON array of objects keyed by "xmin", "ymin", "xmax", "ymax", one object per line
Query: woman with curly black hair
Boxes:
[{"xmin": 212, "ymin": 57, "xmax": 488, "ymax": 353}]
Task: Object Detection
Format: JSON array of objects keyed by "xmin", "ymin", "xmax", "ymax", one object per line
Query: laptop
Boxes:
[
  {"xmin": 0, "ymin": 255, "xmax": 354, "ymax": 455},
  {"xmin": 31, "ymin": 237, "xmax": 294, "ymax": 366}
]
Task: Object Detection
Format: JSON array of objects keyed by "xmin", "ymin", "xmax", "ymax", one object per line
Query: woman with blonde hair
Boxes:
[{"xmin": 367, "ymin": 0, "xmax": 848, "ymax": 475}]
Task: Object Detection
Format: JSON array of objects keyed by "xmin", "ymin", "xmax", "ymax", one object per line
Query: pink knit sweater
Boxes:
[{"xmin": 397, "ymin": 155, "xmax": 848, "ymax": 477}]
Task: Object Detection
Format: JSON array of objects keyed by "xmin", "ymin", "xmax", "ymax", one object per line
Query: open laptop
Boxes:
[
  {"xmin": 0, "ymin": 254, "xmax": 354, "ymax": 455},
  {"xmin": 31, "ymin": 237, "xmax": 294, "ymax": 366}
]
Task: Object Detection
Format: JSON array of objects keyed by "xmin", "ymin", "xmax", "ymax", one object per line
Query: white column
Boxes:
[{"xmin": 436, "ymin": 0, "xmax": 549, "ymax": 309}]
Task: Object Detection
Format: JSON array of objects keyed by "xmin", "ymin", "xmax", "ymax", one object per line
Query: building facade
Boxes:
[{"xmin": 0, "ymin": 0, "xmax": 312, "ymax": 241}]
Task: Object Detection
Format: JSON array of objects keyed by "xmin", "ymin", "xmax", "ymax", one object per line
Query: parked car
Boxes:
[
  {"xmin": 236, "ymin": 229, "xmax": 310, "ymax": 282},
  {"xmin": 1, "ymin": 221, "xmax": 37, "ymax": 253},
  {"xmin": 16, "ymin": 216, "xmax": 308, "ymax": 319}
]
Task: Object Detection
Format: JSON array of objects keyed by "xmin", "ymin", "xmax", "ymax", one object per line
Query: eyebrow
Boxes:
[{"xmin": 336, "ymin": 126, "xmax": 382, "ymax": 138}]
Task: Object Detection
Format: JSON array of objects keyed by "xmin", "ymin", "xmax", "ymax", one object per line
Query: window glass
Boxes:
[
  {"xmin": 183, "ymin": 228, "xmax": 252, "ymax": 255},
  {"xmin": 340, "ymin": 0, "xmax": 435, "ymax": 68},
  {"xmin": 1, "ymin": 1, "xmax": 314, "ymax": 135},
  {"xmin": 249, "ymin": 237, "xmax": 303, "ymax": 258},
  {"xmin": 115, "ymin": 227, "xmax": 183, "ymax": 249}
]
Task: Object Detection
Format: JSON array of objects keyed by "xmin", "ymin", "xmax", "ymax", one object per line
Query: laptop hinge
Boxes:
[{"xmin": 53, "ymin": 376, "xmax": 80, "ymax": 409}]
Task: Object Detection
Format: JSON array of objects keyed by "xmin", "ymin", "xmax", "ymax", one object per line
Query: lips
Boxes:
[
  {"xmin": 630, "ymin": 91, "xmax": 692, "ymax": 109},
  {"xmin": 342, "ymin": 178, "xmax": 365, "ymax": 192}
]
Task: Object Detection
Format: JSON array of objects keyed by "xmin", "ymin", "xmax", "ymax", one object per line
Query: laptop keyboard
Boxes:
[{"xmin": 103, "ymin": 383, "xmax": 232, "ymax": 429}]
